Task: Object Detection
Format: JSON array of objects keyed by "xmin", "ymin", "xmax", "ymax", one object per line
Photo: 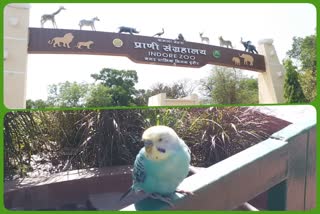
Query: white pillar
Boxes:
[
  {"xmin": 148, "ymin": 93, "xmax": 166, "ymax": 106},
  {"xmin": 4, "ymin": 4, "xmax": 30, "ymax": 108},
  {"xmin": 258, "ymin": 39, "xmax": 285, "ymax": 104}
]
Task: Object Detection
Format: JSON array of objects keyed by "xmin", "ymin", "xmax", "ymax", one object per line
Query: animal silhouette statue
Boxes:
[
  {"xmin": 239, "ymin": 53, "xmax": 254, "ymax": 66},
  {"xmin": 219, "ymin": 36, "xmax": 233, "ymax": 48},
  {"xmin": 199, "ymin": 32, "xmax": 210, "ymax": 44},
  {"xmin": 75, "ymin": 41, "xmax": 94, "ymax": 49},
  {"xmin": 240, "ymin": 37, "xmax": 258, "ymax": 54},
  {"xmin": 79, "ymin": 17, "xmax": 100, "ymax": 31},
  {"xmin": 232, "ymin": 57, "xmax": 241, "ymax": 65},
  {"xmin": 118, "ymin": 26, "xmax": 139, "ymax": 35},
  {"xmin": 48, "ymin": 33, "xmax": 74, "ymax": 48},
  {"xmin": 41, "ymin": 6, "xmax": 66, "ymax": 28},
  {"xmin": 177, "ymin": 33, "xmax": 185, "ymax": 41},
  {"xmin": 153, "ymin": 28, "xmax": 164, "ymax": 37}
]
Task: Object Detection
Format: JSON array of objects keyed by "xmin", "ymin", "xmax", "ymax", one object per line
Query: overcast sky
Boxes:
[{"xmin": 25, "ymin": 3, "xmax": 316, "ymax": 100}]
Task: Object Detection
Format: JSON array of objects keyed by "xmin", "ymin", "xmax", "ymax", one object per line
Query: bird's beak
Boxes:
[{"xmin": 143, "ymin": 140, "xmax": 153, "ymax": 153}]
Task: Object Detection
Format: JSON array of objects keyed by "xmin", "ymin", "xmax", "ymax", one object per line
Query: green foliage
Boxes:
[
  {"xmin": 201, "ymin": 66, "xmax": 258, "ymax": 104},
  {"xmin": 184, "ymin": 107, "xmax": 271, "ymax": 166},
  {"xmin": 91, "ymin": 68, "xmax": 138, "ymax": 106},
  {"xmin": 133, "ymin": 89, "xmax": 151, "ymax": 106},
  {"xmin": 47, "ymin": 81, "xmax": 89, "ymax": 107},
  {"xmin": 85, "ymin": 84, "xmax": 112, "ymax": 107},
  {"xmin": 283, "ymin": 59, "xmax": 307, "ymax": 103},
  {"xmin": 75, "ymin": 110, "xmax": 146, "ymax": 167},
  {"xmin": 31, "ymin": 68, "xmax": 141, "ymax": 108},
  {"xmin": 4, "ymin": 107, "xmax": 289, "ymax": 179},
  {"xmin": 287, "ymin": 35, "xmax": 316, "ymax": 74},
  {"xmin": 4, "ymin": 111, "xmax": 57, "ymax": 177},
  {"xmin": 299, "ymin": 69, "xmax": 317, "ymax": 102},
  {"xmin": 286, "ymin": 34, "xmax": 316, "ymax": 102},
  {"xmin": 141, "ymin": 107, "xmax": 278, "ymax": 166},
  {"xmin": 238, "ymin": 78, "xmax": 259, "ymax": 104},
  {"xmin": 26, "ymin": 99, "xmax": 49, "ymax": 109}
]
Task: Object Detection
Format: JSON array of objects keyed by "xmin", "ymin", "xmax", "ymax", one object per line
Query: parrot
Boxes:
[{"xmin": 120, "ymin": 125, "xmax": 192, "ymax": 206}]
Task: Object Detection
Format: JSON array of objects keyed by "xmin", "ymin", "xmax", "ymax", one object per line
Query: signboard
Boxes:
[{"xmin": 28, "ymin": 27, "xmax": 266, "ymax": 72}]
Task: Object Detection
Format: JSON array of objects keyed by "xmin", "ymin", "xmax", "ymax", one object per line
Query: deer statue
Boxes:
[
  {"xmin": 153, "ymin": 28, "xmax": 165, "ymax": 37},
  {"xmin": 240, "ymin": 37, "xmax": 258, "ymax": 54},
  {"xmin": 79, "ymin": 17, "xmax": 100, "ymax": 31},
  {"xmin": 40, "ymin": 6, "xmax": 66, "ymax": 28},
  {"xmin": 199, "ymin": 32, "xmax": 210, "ymax": 44},
  {"xmin": 219, "ymin": 36, "xmax": 233, "ymax": 48}
]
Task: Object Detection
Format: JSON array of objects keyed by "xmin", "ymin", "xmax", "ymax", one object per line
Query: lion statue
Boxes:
[{"xmin": 48, "ymin": 33, "xmax": 74, "ymax": 48}]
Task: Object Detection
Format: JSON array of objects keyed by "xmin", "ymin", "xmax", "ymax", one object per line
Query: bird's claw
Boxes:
[{"xmin": 148, "ymin": 193, "xmax": 174, "ymax": 207}]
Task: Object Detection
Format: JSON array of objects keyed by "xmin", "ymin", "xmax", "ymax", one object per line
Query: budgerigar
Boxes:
[{"xmin": 120, "ymin": 125, "xmax": 191, "ymax": 206}]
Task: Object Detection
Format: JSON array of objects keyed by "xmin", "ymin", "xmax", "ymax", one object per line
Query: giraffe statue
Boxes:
[{"xmin": 41, "ymin": 6, "xmax": 66, "ymax": 28}]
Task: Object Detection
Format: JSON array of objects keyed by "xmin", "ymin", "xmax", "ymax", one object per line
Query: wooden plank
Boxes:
[
  {"xmin": 286, "ymin": 133, "xmax": 308, "ymax": 210},
  {"xmin": 305, "ymin": 127, "xmax": 316, "ymax": 210},
  {"xmin": 271, "ymin": 120, "xmax": 316, "ymax": 210},
  {"xmin": 28, "ymin": 27, "xmax": 266, "ymax": 72},
  {"xmin": 121, "ymin": 138, "xmax": 288, "ymax": 210}
]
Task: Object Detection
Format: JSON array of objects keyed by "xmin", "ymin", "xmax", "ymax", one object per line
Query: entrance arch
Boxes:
[{"xmin": 4, "ymin": 4, "xmax": 284, "ymax": 108}]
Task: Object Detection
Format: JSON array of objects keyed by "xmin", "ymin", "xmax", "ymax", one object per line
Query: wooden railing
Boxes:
[{"xmin": 121, "ymin": 119, "xmax": 316, "ymax": 210}]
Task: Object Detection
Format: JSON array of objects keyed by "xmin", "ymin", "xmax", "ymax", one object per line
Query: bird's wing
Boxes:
[
  {"xmin": 179, "ymin": 137, "xmax": 191, "ymax": 156},
  {"xmin": 120, "ymin": 152, "xmax": 146, "ymax": 201},
  {"xmin": 133, "ymin": 152, "xmax": 147, "ymax": 184}
]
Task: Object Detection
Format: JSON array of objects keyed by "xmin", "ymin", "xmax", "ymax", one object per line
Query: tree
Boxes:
[
  {"xmin": 238, "ymin": 77, "xmax": 259, "ymax": 104},
  {"xmin": 149, "ymin": 79, "xmax": 197, "ymax": 99},
  {"xmin": 200, "ymin": 66, "xmax": 258, "ymax": 104},
  {"xmin": 47, "ymin": 81, "xmax": 89, "ymax": 107},
  {"xmin": 133, "ymin": 89, "xmax": 152, "ymax": 106},
  {"xmin": 283, "ymin": 59, "xmax": 307, "ymax": 103},
  {"xmin": 287, "ymin": 35, "xmax": 316, "ymax": 74},
  {"xmin": 85, "ymin": 84, "xmax": 113, "ymax": 107},
  {"xmin": 26, "ymin": 99, "xmax": 49, "ymax": 109},
  {"xmin": 150, "ymin": 82, "xmax": 187, "ymax": 99},
  {"xmin": 91, "ymin": 68, "xmax": 138, "ymax": 106},
  {"xmin": 286, "ymin": 34, "xmax": 316, "ymax": 102},
  {"xmin": 298, "ymin": 70, "xmax": 316, "ymax": 102}
]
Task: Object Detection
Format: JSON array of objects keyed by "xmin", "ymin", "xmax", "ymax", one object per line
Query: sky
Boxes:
[{"xmin": 26, "ymin": 3, "xmax": 316, "ymax": 100}]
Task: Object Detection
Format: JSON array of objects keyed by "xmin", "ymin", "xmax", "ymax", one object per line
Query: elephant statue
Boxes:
[{"xmin": 238, "ymin": 54, "xmax": 254, "ymax": 66}]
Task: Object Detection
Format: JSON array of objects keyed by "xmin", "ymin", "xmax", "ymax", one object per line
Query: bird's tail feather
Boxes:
[{"xmin": 120, "ymin": 187, "xmax": 133, "ymax": 201}]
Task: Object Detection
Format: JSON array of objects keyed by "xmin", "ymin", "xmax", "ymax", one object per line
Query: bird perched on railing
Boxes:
[{"xmin": 120, "ymin": 125, "xmax": 192, "ymax": 206}]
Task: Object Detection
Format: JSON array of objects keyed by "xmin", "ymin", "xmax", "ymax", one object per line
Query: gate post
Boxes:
[
  {"xmin": 257, "ymin": 39, "xmax": 285, "ymax": 104},
  {"xmin": 4, "ymin": 4, "xmax": 30, "ymax": 108}
]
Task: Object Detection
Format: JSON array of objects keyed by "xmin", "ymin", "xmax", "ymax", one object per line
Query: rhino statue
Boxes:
[{"xmin": 118, "ymin": 26, "xmax": 139, "ymax": 35}]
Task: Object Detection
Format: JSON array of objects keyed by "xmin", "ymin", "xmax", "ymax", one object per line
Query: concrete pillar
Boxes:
[
  {"xmin": 4, "ymin": 4, "xmax": 30, "ymax": 108},
  {"xmin": 148, "ymin": 93, "xmax": 166, "ymax": 106},
  {"xmin": 258, "ymin": 39, "xmax": 285, "ymax": 104}
]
